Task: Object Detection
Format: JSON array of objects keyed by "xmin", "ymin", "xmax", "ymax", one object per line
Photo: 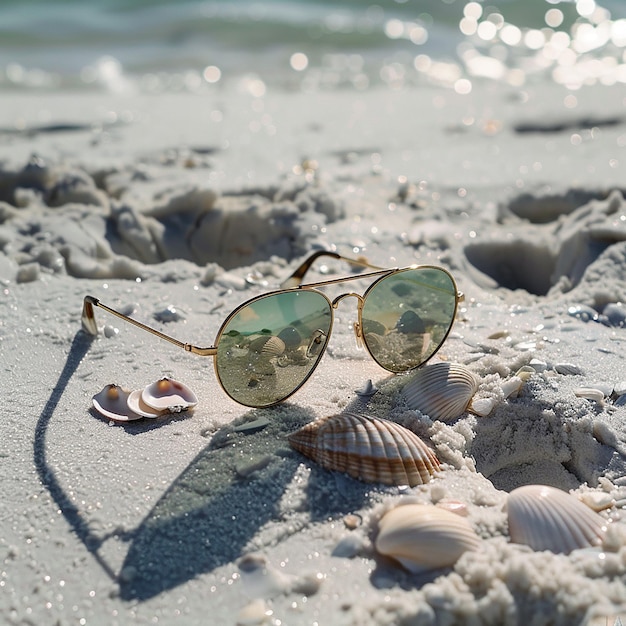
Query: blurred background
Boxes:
[{"xmin": 1, "ymin": 0, "xmax": 625, "ymax": 94}]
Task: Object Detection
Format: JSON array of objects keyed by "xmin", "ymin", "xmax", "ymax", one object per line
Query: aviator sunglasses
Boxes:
[{"xmin": 82, "ymin": 251, "xmax": 462, "ymax": 408}]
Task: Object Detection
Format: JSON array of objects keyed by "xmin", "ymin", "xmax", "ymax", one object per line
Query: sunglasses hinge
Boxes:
[{"xmin": 353, "ymin": 321, "xmax": 364, "ymax": 349}]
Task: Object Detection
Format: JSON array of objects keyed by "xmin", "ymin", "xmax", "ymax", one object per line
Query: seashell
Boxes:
[
  {"xmin": 343, "ymin": 513, "xmax": 362, "ymax": 529},
  {"xmin": 501, "ymin": 375, "xmax": 524, "ymax": 400},
  {"xmin": 574, "ymin": 387, "xmax": 605, "ymax": 404},
  {"xmin": 245, "ymin": 270, "xmax": 269, "ymax": 287},
  {"xmin": 401, "ymin": 362, "xmax": 479, "ymax": 422},
  {"xmin": 354, "ymin": 379, "xmax": 378, "ymax": 401},
  {"xmin": 578, "ymin": 491, "xmax": 615, "ymax": 512},
  {"xmin": 469, "ymin": 397, "xmax": 496, "ymax": 417},
  {"xmin": 127, "ymin": 389, "xmax": 164, "ymax": 419},
  {"xmin": 92, "ymin": 384, "xmax": 143, "ymax": 422},
  {"xmin": 141, "ymin": 377, "xmax": 198, "ymax": 412},
  {"xmin": 507, "ymin": 484, "xmax": 608, "ymax": 554},
  {"xmin": 512, "ymin": 340, "xmax": 537, "ymax": 352},
  {"xmin": 436, "ymin": 499, "xmax": 468, "ymax": 516},
  {"xmin": 375, "ymin": 504, "xmax": 480, "ymax": 573},
  {"xmin": 528, "ymin": 358, "xmax": 547, "ymax": 373},
  {"xmin": 396, "ymin": 310, "xmax": 426, "ymax": 334},
  {"xmin": 248, "ymin": 335, "xmax": 286, "ymax": 357},
  {"xmin": 554, "ymin": 362, "xmax": 583, "ymax": 376},
  {"xmin": 288, "ymin": 412, "xmax": 439, "ymax": 487}
]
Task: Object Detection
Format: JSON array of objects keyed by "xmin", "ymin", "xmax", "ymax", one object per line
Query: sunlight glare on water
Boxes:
[{"xmin": 0, "ymin": 0, "xmax": 625, "ymax": 93}]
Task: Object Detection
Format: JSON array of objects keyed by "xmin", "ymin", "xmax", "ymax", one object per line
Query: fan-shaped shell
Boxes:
[
  {"xmin": 375, "ymin": 504, "xmax": 480, "ymax": 573},
  {"xmin": 141, "ymin": 378, "xmax": 198, "ymax": 412},
  {"xmin": 92, "ymin": 384, "xmax": 143, "ymax": 422},
  {"xmin": 507, "ymin": 484, "xmax": 608, "ymax": 554},
  {"xmin": 401, "ymin": 362, "xmax": 479, "ymax": 422},
  {"xmin": 288, "ymin": 412, "xmax": 439, "ymax": 487},
  {"xmin": 248, "ymin": 335, "xmax": 286, "ymax": 356}
]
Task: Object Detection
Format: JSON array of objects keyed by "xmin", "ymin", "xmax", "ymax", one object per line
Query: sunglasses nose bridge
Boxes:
[{"xmin": 331, "ymin": 292, "xmax": 365, "ymax": 347}]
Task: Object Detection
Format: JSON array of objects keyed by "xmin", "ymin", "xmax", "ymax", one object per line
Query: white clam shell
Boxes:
[
  {"xmin": 141, "ymin": 377, "xmax": 198, "ymax": 412},
  {"xmin": 507, "ymin": 484, "xmax": 608, "ymax": 554},
  {"xmin": 375, "ymin": 504, "xmax": 480, "ymax": 573},
  {"xmin": 469, "ymin": 396, "xmax": 496, "ymax": 417},
  {"xmin": 574, "ymin": 387, "xmax": 605, "ymax": 404},
  {"xmin": 127, "ymin": 389, "xmax": 164, "ymax": 418},
  {"xmin": 288, "ymin": 412, "xmax": 440, "ymax": 487},
  {"xmin": 92, "ymin": 384, "xmax": 143, "ymax": 422},
  {"xmin": 401, "ymin": 362, "xmax": 479, "ymax": 422}
]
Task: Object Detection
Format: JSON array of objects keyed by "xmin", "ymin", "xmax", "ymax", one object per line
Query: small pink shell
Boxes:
[
  {"xmin": 288, "ymin": 412, "xmax": 440, "ymax": 487},
  {"xmin": 141, "ymin": 377, "xmax": 198, "ymax": 412}
]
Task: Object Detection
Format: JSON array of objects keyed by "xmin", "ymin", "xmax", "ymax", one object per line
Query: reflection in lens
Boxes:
[
  {"xmin": 215, "ymin": 290, "xmax": 333, "ymax": 407},
  {"xmin": 361, "ymin": 267, "xmax": 457, "ymax": 372}
]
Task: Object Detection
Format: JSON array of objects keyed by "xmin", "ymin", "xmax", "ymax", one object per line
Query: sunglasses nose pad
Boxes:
[
  {"xmin": 353, "ymin": 321, "xmax": 364, "ymax": 349},
  {"xmin": 306, "ymin": 329, "xmax": 328, "ymax": 358}
]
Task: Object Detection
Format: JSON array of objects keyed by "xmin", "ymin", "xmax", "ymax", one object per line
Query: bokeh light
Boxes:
[
  {"xmin": 290, "ymin": 53, "xmax": 309, "ymax": 72},
  {"xmin": 203, "ymin": 65, "xmax": 221, "ymax": 83}
]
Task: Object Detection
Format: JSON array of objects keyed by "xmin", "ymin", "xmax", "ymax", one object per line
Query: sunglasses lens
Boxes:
[
  {"xmin": 216, "ymin": 290, "xmax": 332, "ymax": 407},
  {"xmin": 361, "ymin": 267, "xmax": 457, "ymax": 372}
]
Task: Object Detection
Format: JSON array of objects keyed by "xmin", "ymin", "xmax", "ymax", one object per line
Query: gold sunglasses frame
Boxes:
[{"xmin": 81, "ymin": 251, "xmax": 463, "ymax": 407}]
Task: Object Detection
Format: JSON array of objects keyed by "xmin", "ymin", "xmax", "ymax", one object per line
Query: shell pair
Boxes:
[
  {"xmin": 288, "ymin": 411, "xmax": 440, "ymax": 487},
  {"xmin": 374, "ymin": 484, "xmax": 613, "ymax": 575},
  {"xmin": 92, "ymin": 378, "xmax": 198, "ymax": 422}
]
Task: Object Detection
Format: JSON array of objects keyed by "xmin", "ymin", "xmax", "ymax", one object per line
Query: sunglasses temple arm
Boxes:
[
  {"xmin": 280, "ymin": 251, "xmax": 384, "ymax": 288},
  {"xmin": 81, "ymin": 296, "xmax": 217, "ymax": 357}
]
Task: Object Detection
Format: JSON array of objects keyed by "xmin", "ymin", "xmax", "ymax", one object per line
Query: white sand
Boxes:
[{"xmin": 2, "ymin": 80, "xmax": 626, "ymax": 625}]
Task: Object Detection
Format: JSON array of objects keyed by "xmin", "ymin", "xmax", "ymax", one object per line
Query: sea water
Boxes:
[{"xmin": 1, "ymin": 0, "xmax": 625, "ymax": 93}]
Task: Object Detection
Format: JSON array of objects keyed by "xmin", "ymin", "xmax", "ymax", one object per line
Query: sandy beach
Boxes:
[{"xmin": 3, "ymin": 59, "xmax": 626, "ymax": 626}]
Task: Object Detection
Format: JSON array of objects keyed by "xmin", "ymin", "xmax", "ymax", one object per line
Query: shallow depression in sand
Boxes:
[
  {"xmin": 463, "ymin": 188, "xmax": 626, "ymax": 298},
  {"xmin": 0, "ymin": 156, "xmax": 345, "ymax": 281}
]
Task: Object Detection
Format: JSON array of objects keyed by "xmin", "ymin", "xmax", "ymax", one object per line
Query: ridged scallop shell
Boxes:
[
  {"xmin": 288, "ymin": 412, "xmax": 439, "ymax": 487},
  {"xmin": 141, "ymin": 377, "xmax": 198, "ymax": 412},
  {"xmin": 375, "ymin": 504, "xmax": 480, "ymax": 573},
  {"xmin": 507, "ymin": 484, "xmax": 608, "ymax": 554},
  {"xmin": 92, "ymin": 384, "xmax": 144, "ymax": 422},
  {"xmin": 401, "ymin": 362, "xmax": 479, "ymax": 422},
  {"xmin": 248, "ymin": 335, "xmax": 286, "ymax": 356}
]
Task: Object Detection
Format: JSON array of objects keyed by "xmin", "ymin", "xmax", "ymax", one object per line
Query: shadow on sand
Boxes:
[{"xmin": 35, "ymin": 330, "xmax": 373, "ymax": 601}]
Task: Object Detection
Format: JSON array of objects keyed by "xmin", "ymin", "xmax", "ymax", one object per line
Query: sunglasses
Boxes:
[{"xmin": 81, "ymin": 251, "xmax": 462, "ymax": 408}]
